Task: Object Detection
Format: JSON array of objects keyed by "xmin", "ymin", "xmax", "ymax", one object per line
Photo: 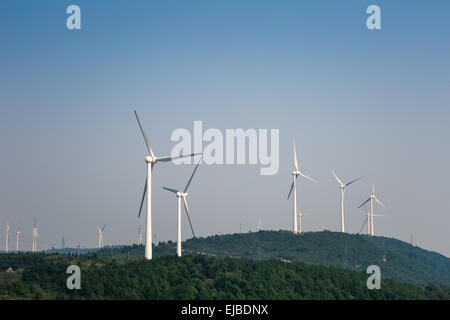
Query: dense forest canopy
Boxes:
[
  {"xmin": 0, "ymin": 253, "xmax": 448, "ymax": 300},
  {"xmin": 2, "ymin": 231, "xmax": 449, "ymax": 300},
  {"xmin": 94, "ymin": 231, "xmax": 450, "ymax": 286}
]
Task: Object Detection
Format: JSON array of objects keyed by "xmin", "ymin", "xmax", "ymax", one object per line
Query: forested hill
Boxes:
[
  {"xmin": 0, "ymin": 254, "xmax": 448, "ymax": 300},
  {"xmin": 47, "ymin": 231, "xmax": 450, "ymax": 286},
  {"xmin": 175, "ymin": 231, "xmax": 450, "ymax": 286}
]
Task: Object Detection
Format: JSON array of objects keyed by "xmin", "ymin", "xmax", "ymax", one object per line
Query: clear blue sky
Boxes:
[{"xmin": 1, "ymin": 1, "xmax": 449, "ymax": 256}]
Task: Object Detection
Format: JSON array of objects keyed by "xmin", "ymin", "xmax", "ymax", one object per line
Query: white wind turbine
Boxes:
[
  {"xmin": 330, "ymin": 169, "xmax": 364, "ymax": 233},
  {"xmin": 162, "ymin": 158, "xmax": 201, "ymax": 257},
  {"xmin": 32, "ymin": 218, "xmax": 39, "ymax": 253},
  {"xmin": 97, "ymin": 225, "xmax": 106, "ymax": 248},
  {"xmin": 359, "ymin": 185, "xmax": 386, "ymax": 236},
  {"xmin": 256, "ymin": 217, "xmax": 262, "ymax": 232},
  {"xmin": 297, "ymin": 210, "xmax": 309, "ymax": 234},
  {"xmin": 135, "ymin": 110, "xmax": 200, "ymax": 260},
  {"xmin": 16, "ymin": 231, "xmax": 21, "ymax": 252},
  {"xmin": 138, "ymin": 225, "xmax": 143, "ymax": 246},
  {"xmin": 5, "ymin": 224, "xmax": 9, "ymax": 252},
  {"xmin": 287, "ymin": 141, "xmax": 317, "ymax": 234}
]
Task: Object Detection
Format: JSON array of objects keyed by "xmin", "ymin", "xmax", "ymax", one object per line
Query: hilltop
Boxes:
[{"xmin": 93, "ymin": 231, "xmax": 450, "ymax": 286}]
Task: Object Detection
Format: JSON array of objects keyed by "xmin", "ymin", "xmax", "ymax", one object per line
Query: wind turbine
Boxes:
[
  {"xmin": 359, "ymin": 185, "xmax": 386, "ymax": 236},
  {"xmin": 5, "ymin": 224, "xmax": 9, "ymax": 252},
  {"xmin": 138, "ymin": 225, "xmax": 143, "ymax": 246},
  {"xmin": 16, "ymin": 231, "xmax": 21, "ymax": 251},
  {"xmin": 162, "ymin": 158, "xmax": 201, "ymax": 257},
  {"xmin": 134, "ymin": 110, "xmax": 200, "ymax": 260},
  {"xmin": 97, "ymin": 225, "xmax": 106, "ymax": 248},
  {"xmin": 32, "ymin": 218, "xmax": 38, "ymax": 253},
  {"xmin": 297, "ymin": 210, "xmax": 309, "ymax": 234},
  {"xmin": 287, "ymin": 141, "xmax": 317, "ymax": 234},
  {"xmin": 256, "ymin": 217, "xmax": 262, "ymax": 232},
  {"xmin": 330, "ymin": 169, "xmax": 364, "ymax": 233}
]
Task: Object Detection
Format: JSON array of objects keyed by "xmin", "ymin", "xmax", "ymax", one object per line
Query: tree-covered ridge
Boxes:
[
  {"xmin": 0, "ymin": 253, "xmax": 448, "ymax": 300},
  {"xmin": 176, "ymin": 231, "xmax": 450, "ymax": 285},
  {"xmin": 41, "ymin": 231, "xmax": 450, "ymax": 286}
]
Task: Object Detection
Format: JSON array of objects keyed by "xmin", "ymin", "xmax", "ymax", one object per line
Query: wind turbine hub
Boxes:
[
  {"xmin": 145, "ymin": 156, "xmax": 155, "ymax": 164},
  {"xmin": 177, "ymin": 192, "xmax": 183, "ymax": 197}
]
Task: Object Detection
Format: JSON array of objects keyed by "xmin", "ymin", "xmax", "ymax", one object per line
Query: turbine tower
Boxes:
[
  {"xmin": 16, "ymin": 231, "xmax": 21, "ymax": 251},
  {"xmin": 138, "ymin": 225, "xmax": 143, "ymax": 246},
  {"xmin": 330, "ymin": 169, "xmax": 364, "ymax": 233},
  {"xmin": 5, "ymin": 224, "xmax": 9, "ymax": 252},
  {"xmin": 162, "ymin": 158, "xmax": 201, "ymax": 257},
  {"xmin": 256, "ymin": 217, "xmax": 262, "ymax": 232},
  {"xmin": 287, "ymin": 141, "xmax": 317, "ymax": 234},
  {"xmin": 359, "ymin": 185, "xmax": 386, "ymax": 236},
  {"xmin": 32, "ymin": 218, "xmax": 38, "ymax": 253},
  {"xmin": 97, "ymin": 225, "xmax": 106, "ymax": 248},
  {"xmin": 135, "ymin": 110, "xmax": 200, "ymax": 260}
]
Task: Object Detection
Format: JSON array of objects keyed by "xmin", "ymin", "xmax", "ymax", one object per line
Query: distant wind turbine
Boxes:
[
  {"xmin": 256, "ymin": 217, "xmax": 262, "ymax": 232},
  {"xmin": 330, "ymin": 169, "xmax": 364, "ymax": 233},
  {"xmin": 297, "ymin": 210, "xmax": 309, "ymax": 234},
  {"xmin": 32, "ymin": 218, "xmax": 39, "ymax": 253},
  {"xmin": 359, "ymin": 185, "xmax": 386, "ymax": 236},
  {"xmin": 5, "ymin": 224, "xmax": 10, "ymax": 252},
  {"xmin": 134, "ymin": 110, "xmax": 200, "ymax": 260},
  {"xmin": 16, "ymin": 231, "xmax": 21, "ymax": 251},
  {"xmin": 162, "ymin": 158, "xmax": 201, "ymax": 257},
  {"xmin": 138, "ymin": 225, "xmax": 143, "ymax": 246},
  {"xmin": 97, "ymin": 225, "xmax": 106, "ymax": 248},
  {"xmin": 287, "ymin": 141, "xmax": 317, "ymax": 234}
]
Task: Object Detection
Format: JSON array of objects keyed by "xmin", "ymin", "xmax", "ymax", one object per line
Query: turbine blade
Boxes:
[
  {"xmin": 102, "ymin": 225, "xmax": 106, "ymax": 232},
  {"xmin": 300, "ymin": 172, "xmax": 317, "ymax": 183},
  {"xmin": 162, "ymin": 187, "xmax": 179, "ymax": 194},
  {"xmin": 138, "ymin": 178, "xmax": 147, "ymax": 218},
  {"xmin": 359, "ymin": 198, "xmax": 371, "ymax": 208},
  {"xmin": 184, "ymin": 157, "xmax": 202, "ymax": 193},
  {"xmin": 287, "ymin": 181, "xmax": 294, "ymax": 200},
  {"xmin": 358, "ymin": 216, "xmax": 368, "ymax": 234},
  {"xmin": 345, "ymin": 176, "xmax": 364, "ymax": 187},
  {"xmin": 293, "ymin": 141, "xmax": 299, "ymax": 171},
  {"xmin": 157, "ymin": 153, "xmax": 202, "ymax": 163},
  {"xmin": 182, "ymin": 196, "xmax": 196, "ymax": 238},
  {"xmin": 330, "ymin": 169, "xmax": 344, "ymax": 185},
  {"xmin": 134, "ymin": 110, "xmax": 155, "ymax": 158},
  {"xmin": 375, "ymin": 197, "xmax": 386, "ymax": 208}
]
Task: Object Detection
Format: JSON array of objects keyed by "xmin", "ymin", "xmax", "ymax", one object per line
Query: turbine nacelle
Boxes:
[
  {"xmin": 145, "ymin": 155, "xmax": 156, "ymax": 164},
  {"xmin": 176, "ymin": 192, "xmax": 188, "ymax": 197}
]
